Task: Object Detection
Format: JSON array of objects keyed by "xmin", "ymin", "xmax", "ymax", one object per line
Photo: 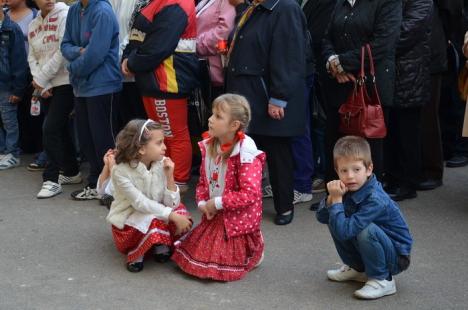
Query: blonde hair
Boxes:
[
  {"xmin": 333, "ymin": 136, "xmax": 373, "ymax": 169},
  {"xmin": 209, "ymin": 94, "xmax": 251, "ymax": 159},
  {"xmin": 115, "ymin": 119, "xmax": 163, "ymax": 165}
]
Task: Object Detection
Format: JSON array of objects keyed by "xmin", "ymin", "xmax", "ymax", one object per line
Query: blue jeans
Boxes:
[
  {"xmin": 330, "ymin": 223, "xmax": 401, "ymax": 280},
  {"xmin": 292, "ymin": 75, "xmax": 315, "ymax": 193},
  {"xmin": 0, "ymin": 92, "xmax": 19, "ymax": 157}
]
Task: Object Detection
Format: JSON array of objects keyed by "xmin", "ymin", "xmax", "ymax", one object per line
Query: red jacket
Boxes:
[
  {"xmin": 124, "ymin": 0, "xmax": 199, "ymax": 98},
  {"xmin": 196, "ymin": 136, "xmax": 266, "ymax": 238}
]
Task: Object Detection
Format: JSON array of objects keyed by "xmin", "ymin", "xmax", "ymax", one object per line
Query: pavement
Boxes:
[{"xmin": 1, "ymin": 156, "xmax": 468, "ymax": 310}]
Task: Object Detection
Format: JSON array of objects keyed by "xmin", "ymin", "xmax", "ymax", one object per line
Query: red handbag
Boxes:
[{"xmin": 338, "ymin": 44, "xmax": 387, "ymax": 138}]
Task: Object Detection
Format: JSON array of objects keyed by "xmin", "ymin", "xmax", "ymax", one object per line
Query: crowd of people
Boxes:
[{"xmin": 0, "ymin": 0, "xmax": 467, "ymax": 301}]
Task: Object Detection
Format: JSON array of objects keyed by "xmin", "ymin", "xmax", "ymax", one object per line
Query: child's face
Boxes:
[
  {"xmin": 139, "ymin": 129, "xmax": 166, "ymax": 163},
  {"xmin": 335, "ymin": 157, "xmax": 373, "ymax": 192},
  {"xmin": 208, "ymin": 105, "xmax": 239, "ymax": 139}
]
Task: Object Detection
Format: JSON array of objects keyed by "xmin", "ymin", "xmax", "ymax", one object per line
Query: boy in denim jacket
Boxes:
[
  {"xmin": 316, "ymin": 136, "xmax": 413, "ymax": 300},
  {"xmin": 0, "ymin": 8, "xmax": 28, "ymax": 170}
]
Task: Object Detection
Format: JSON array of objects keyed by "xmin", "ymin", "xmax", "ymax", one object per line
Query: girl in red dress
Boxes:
[
  {"xmin": 106, "ymin": 119, "xmax": 192, "ymax": 272},
  {"xmin": 172, "ymin": 94, "xmax": 265, "ymax": 281}
]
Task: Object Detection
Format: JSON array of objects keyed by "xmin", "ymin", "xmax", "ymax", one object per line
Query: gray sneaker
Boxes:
[
  {"xmin": 293, "ymin": 190, "xmax": 313, "ymax": 204},
  {"xmin": 59, "ymin": 172, "xmax": 83, "ymax": 185},
  {"xmin": 262, "ymin": 185, "xmax": 273, "ymax": 198},
  {"xmin": 0, "ymin": 154, "xmax": 20, "ymax": 170}
]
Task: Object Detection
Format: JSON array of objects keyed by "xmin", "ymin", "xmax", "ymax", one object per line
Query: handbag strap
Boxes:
[{"xmin": 365, "ymin": 44, "xmax": 376, "ymax": 82}]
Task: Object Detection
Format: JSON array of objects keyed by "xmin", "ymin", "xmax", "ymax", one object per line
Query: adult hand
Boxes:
[
  {"xmin": 169, "ymin": 212, "xmax": 192, "ymax": 235},
  {"xmin": 335, "ymin": 72, "xmax": 356, "ymax": 84},
  {"xmin": 9, "ymin": 95, "xmax": 21, "ymax": 104},
  {"xmin": 326, "ymin": 180, "xmax": 347, "ymax": 205},
  {"xmin": 268, "ymin": 103, "xmax": 284, "ymax": 120},
  {"xmin": 121, "ymin": 58, "xmax": 134, "ymax": 78}
]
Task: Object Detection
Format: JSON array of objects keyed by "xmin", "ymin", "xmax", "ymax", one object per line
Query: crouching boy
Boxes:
[{"xmin": 316, "ymin": 136, "xmax": 413, "ymax": 300}]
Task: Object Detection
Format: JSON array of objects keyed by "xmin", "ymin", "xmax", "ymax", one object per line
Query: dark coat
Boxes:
[
  {"xmin": 394, "ymin": 0, "xmax": 433, "ymax": 109},
  {"xmin": 225, "ymin": 0, "xmax": 308, "ymax": 137},
  {"xmin": 322, "ymin": 0, "xmax": 402, "ymax": 108},
  {"xmin": 302, "ymin": 0, "xmax": 336, "ymax": 70},
  {"xmin": 430, "ymin": 2, "xmax": 448, "ymax": 74}
]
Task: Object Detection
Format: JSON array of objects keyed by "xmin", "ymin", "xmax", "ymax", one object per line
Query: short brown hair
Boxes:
[
  {"xmin": 115, "ymin": 119, "xmax": 163, "ymax": 165},
  {"xmin": 333, "ymin": 136, "xmax": 372, "ymax": 168}
]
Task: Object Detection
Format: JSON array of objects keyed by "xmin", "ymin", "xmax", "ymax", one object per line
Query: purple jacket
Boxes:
[{"xmin": 196, "ymin": 0, "xmax": 235, "ymax": 86}]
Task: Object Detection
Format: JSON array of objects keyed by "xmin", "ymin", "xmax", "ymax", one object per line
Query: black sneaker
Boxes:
[
  {"xmin": 126, "ymin": 261, "xmax": 144, "ymax": 272},
  {"xmin": 71, "ymin": 186, "xmax": 100, "ymax": 201},
  {"xmin": 99, "ymin": 194, "xmax": 114, "ymax": 209}
]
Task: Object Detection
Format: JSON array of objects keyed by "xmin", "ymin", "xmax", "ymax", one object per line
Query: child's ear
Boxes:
[
  {"xmin": 230, "ymin": 120, "xmax": 241, "ymax": 132},
  {"xmin": 366, "ymin": 163, "xmax": 374, "ymax": 176},
  {"xmin": 138, "ymin": 146, "xmax": 146, "ymax": 156}
]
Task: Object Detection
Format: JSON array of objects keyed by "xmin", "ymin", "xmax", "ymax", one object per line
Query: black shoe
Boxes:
[
  {"xmin": 415, "ymin": 179, "xmax": 442, "ymax": 191},
  {"xmin": 274, "ymin": 210, "xmax": 294, "ymax": 225},
  {"xmin": 309, "ymin": 201, "xmax": 320, "ymax": 211},
  {"xmin": 388, "ymin": 187, "xmax": 417, "ymax": 202},
  {"xmin": 99, "ymin": 194, "xmax": 114, "ymax": 209},
  {"xmin": 154, "ymin": 252, "xmax": 172, "ymax": 263},
  {"xmin": 126, "ymin": 261, "xmax": 144, "ymax": 272},
  {"xmin": 446, "ymin": 155, "xmax": 468, "ymax": 168}
]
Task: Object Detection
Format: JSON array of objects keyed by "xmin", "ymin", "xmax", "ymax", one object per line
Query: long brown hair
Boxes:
[
  {"xmin": 115, "ymin": 119, "xmax": 163, "ymax": 165},
  {"xmin": 208, "ymin": 94, "xmax": 251, "ymax": 160}
]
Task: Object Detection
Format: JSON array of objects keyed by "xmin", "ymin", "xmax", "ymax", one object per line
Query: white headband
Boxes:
[{"xmin": 138, "ymin": 119, "xmax": 154, "ymax": 142}]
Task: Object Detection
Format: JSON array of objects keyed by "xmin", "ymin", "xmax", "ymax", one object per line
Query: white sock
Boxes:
[{"xmin": 281, "ymin": 210, "xmax": 292, "ymax": 216}]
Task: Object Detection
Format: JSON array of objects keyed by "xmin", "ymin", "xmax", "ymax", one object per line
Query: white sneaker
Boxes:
[
  {"xmin": 71, "ymin": 186, "xmax": 100, "ymax": 200},
  {"xmin": 59, "ymin": 172, "xmax": 83, "ymax": 185},
  {"xmin": 327, "ymin": 265, "xmax": 368, "ymax": 282},
  {"xmin": 354, "ymin": 278, "xmax": 397, "ymax": 300},
  {"xmin": 262, "ymin": 185, "xmax": 273, "ymax": 198},
  {"xmin": 293, "ymin": 190, "xmax": 313, "ymax": 204},
  {"xmin": 37, "ymin": 181, "xmax": 63, "ymax": 199},
  {"xmin": 0, "ymin": 154, "xmax": 20, "ymax": 170}
]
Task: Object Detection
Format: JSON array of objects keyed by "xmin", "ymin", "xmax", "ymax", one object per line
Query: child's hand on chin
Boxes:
[
  {"xmin": 326, "ymin": 180, "xmax": 348, "ymax": 206},
  {"xmin": 199, "ymin": 199, "xmax": 218, "ymax": 220},
  {"xmin": 169, "ymin": 212, "xmax": 192, "ymax": 235},
  {"xmin": 162, "ymin": 157, "xmax": 175, "ymax": 178}
]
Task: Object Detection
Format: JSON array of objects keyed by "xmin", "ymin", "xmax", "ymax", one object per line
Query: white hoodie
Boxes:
[{"xmin": 28, "ymin": 2, "xmax": 69, "ymax": 91}]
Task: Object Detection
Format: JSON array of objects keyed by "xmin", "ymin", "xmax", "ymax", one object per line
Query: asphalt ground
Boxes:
[{"xmin": 1, "ymin": 156, "xmax": 467, "ymax": 309}]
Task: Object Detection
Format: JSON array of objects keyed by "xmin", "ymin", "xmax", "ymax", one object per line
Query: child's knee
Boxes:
[{"xmin": 356, "ymin": 223, "xmax": 380, "ymax": 244}]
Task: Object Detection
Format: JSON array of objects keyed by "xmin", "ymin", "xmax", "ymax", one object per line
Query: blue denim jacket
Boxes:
[
  {"xmin": 316, "ymin": 174, "xmax": 413, "ymax": 256},
  {"xmin": 0, "ymin": 13, "xmax": 28, "ymax": 97}
]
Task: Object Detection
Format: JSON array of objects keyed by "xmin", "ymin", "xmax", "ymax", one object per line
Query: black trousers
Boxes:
[
  {"xmin": 420, "ymin": 75, "xmax": 444, "ymax": 181},
  {"xmin": 42, "ymin": 85, "xmax": 79, "ymax": 183},
  {"xmin": 74, "ymin": 93, "xmax": 119, "ymax": 187},
  {"xmin": 385, "ymin": 107, "xmax": 423, "ymax": 188},
  {"xmin": 17, "ymin": 86, "xmax": 44, "ymax": 153},
  {"xmin": 250, "ymin": 134, "xmax": 294, "ymax": 215},
  {"xmin": 115, "ymin": 82, "xmax": 146, "ymax": 132},
  {"xmin": 324, "ymin": 105, "xmax": 386, "ymax": 182}
]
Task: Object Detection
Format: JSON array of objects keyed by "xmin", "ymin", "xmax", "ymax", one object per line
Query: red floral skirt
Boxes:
[
  {"xmin": 171, "ymin": 213, "xmax": 264, "ymax": 282},
  {"xmin": 112, "ymin": 204, "xmax": 189, "ymax": 262}
]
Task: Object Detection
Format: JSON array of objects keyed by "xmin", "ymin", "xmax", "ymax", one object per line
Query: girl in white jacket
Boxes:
[
  {"xmin": 29, "ymin": 0, "xmax": 81, "ymax": 199},
  {"xmin": 106, "ymin": 119, "xmax": 192, "ymax": 272}
]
